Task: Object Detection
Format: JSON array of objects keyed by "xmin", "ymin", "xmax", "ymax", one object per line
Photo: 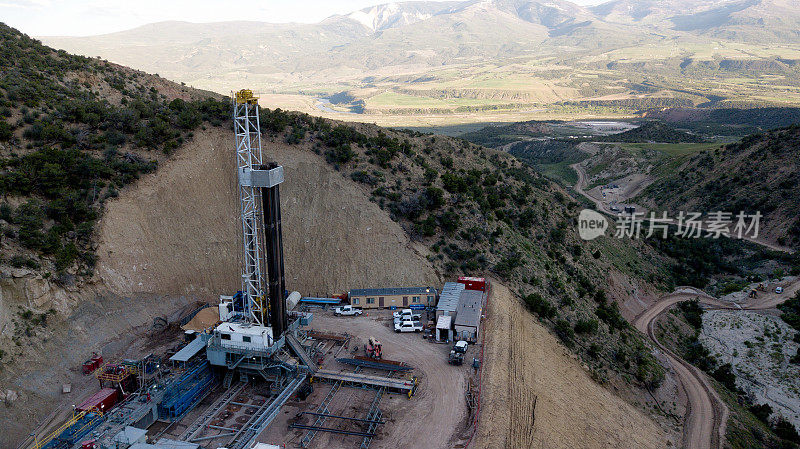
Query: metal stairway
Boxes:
[
  {"xmin": 285, "ymin": 333, "xmax": 317, "ymax": 372},
  {"xmin": 299, "ymin": 379, "xmax": 342, "ymax": 448},
  {"xmin": 360, "ymin": 387, "xmax": 385, "ymax": 448}
]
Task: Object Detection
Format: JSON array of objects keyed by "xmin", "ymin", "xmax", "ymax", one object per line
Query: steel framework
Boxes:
[{"xmin": 233, "ymin": 89, "xmax": 266, "ymax": 325}]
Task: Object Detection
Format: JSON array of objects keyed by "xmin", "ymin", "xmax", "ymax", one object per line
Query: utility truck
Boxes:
[
  {"xmin": 449, "ymin": 340, "xmax": 467, "ymax": 365},
  {"xmin": 334, "ymin": 305, "xmax": 363, "ymax": 316}
]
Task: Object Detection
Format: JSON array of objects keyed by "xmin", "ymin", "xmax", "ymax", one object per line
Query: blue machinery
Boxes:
[
  {"xmin": 39, "ymin": 411, "xmax": 103, "ymax": 449},
  {"xmin": 158, "ymin": 361, "xmax": 216, "ymax": 420}
]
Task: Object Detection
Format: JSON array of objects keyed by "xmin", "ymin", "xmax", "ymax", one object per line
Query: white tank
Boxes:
[{"xmin": 286, "ymin": 291, "xmax": 301, "ymax": 310}]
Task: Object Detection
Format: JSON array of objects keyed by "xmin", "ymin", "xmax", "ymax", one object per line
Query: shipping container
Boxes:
[
  {"xmin": 77, "ymin": 387, "xmax": 119, "ymax": 412},
  {"xmin": 457, "ymin": 276, "xmax": 486, "ymax": 291}
]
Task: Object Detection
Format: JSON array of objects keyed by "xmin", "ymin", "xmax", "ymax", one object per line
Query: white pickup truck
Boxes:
[
  {"xmin": 393, "ymin": 309, "xmax": 421, "ymax": 323},
  {"xmin": 334, "ymin": 305, "xmax": 363, "ymax": 316},
  {"xmin": 394, "ymin": 320, "xmax": 423, "ymax": 333}
]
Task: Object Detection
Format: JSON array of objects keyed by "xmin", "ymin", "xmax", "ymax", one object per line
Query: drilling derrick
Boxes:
[{"xmin": 233, "ymin": 89, "xmax": 267, "ymax": 325}]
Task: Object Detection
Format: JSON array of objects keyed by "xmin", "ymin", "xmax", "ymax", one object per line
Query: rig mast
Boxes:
[
  {"xmin": 231, "ymin": 90, "xmax": 287, "ymax": 335},
  {"xmin": 233, "ymin": 89, "xmax": 267, "ymax": 325}
]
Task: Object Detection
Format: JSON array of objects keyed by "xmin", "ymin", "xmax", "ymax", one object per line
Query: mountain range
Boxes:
[{"xmin": 37, "ymin": 0, "xmax": 800, "ymax": 126}]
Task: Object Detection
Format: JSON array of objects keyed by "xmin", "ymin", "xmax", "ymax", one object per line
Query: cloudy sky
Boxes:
[{"xmin": 1, "ymin": 0, "xmax": 606, "ymax": 36}]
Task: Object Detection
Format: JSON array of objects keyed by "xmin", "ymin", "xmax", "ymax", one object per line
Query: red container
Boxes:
[
  {"xmin": 77, "ymin": 388, "xmax": 118, "ymax": 412},
  {"xmin": 91, "ymin": 354, "xmax": 103, "ymax": 367},
  {"xmin": 458, "ymin": 276, "xmax": 486, "ymax": 291},
  {"xmin": 82, "ymin": 360, "xmax": 95, "ymax": 375}
]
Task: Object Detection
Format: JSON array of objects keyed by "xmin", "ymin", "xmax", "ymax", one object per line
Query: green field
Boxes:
[{"xmin": 618, "ymin": 142, "xmax": 723, "ymax": 157}]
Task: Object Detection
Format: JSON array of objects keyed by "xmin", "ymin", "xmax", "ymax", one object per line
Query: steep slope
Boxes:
[
  {"xmin": 474, "ymin": 281, "xmax": 667, "ymax": 449},
  {"xmin": 0, "ymin": 23, "xmax": 712, "ymax": 447},
  {"xmin": 95, "ymin": 126, "xmax": 440, "ymax": 298},
  {"xmin": 639, "ymin": 125, "xmax": 800, "ymax": 249},
  {"xmin": 0, "ymin": 22, "xmax": 228, "ymax": 280}
]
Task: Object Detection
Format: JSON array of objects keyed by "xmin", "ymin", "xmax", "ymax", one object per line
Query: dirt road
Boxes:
[
  {"xmin": 634, "ymin": 290, "xmax": 729, "ymax": 449},
  {"xmin": 633, "ymin": 279, "xmax": 799, "ymax": 449}
]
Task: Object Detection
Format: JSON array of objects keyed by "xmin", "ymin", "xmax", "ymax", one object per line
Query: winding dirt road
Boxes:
[
  {"xmin": 634, "ymin": 289, "xmax": 729, "ymax": 449},
  {"xmin": 634, "ymin": 280, "xmax": 799, "ymax": 449}
]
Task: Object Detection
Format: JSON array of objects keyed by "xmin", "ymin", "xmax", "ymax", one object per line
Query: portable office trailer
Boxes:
[
  {"xmin": 457, "ymin": 276, "xmax": 486, "ymax": 291},
  {"xmin": 436, "ymin": 315, "xmax": 453, "ymax": 342},
  {"xmin": 348, "ymin": 286, "xmax": 436, "ymax": 309}
]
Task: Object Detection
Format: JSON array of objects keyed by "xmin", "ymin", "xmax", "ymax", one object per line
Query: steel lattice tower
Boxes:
[{"xmin": 232, "ymin": 90, "xmax": 266, "ymax": 325}]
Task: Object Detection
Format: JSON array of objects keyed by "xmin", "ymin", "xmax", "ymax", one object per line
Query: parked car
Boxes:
[
  {"xmin": 334, "ymin": 305, "xmax": 363, "ymax": 316},
  {"xmin": 394, "ymin": 320, "xmax": 423, "ymax": 333},
  {"xmin": 775, "ymin": 286, "xmax": 784, "ymax": 294}
]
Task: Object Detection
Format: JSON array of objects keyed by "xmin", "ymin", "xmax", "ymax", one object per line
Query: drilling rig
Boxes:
[{"xmin": 205, "ymin": 90, "xmax": 310, "ymax": 379}]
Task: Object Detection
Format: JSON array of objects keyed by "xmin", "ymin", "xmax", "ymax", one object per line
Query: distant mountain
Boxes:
[
  {"xmin": 330, "ymin": 1, "xmax": 460, "ymax": 31},
  {"xmin": 36, "ymin": 0, "xmax": 800, "ymax": 116},
  {"xmin": 592, "ymin": 0, "xmax": 800, "ymax": 40}
]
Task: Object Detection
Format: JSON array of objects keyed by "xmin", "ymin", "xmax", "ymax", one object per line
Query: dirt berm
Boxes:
[
  {"xmin": 472, "ymin": 281, "xmax": 667, "ymax": 449},
  {"xmin": 95, "ymin": 127, "xmax": 440, "ymax": 298}
]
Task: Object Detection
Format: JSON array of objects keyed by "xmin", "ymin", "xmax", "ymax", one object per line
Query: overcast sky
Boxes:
[{"xmin": 1, "ymin": 0, "xmax": 607, "ymax": 37}]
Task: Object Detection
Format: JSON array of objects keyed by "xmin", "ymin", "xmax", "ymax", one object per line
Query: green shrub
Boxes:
[
  {"xmin": 524, "ymin": 292, "xmax": 556, "ymax": 319},
  {"xmin": 679, "ymin": 299, "xmax": 703, "ymax": 330},
  {"xmin": 773, "ymin": 417, "xmax": 800, "ymax": 444},
  {"xmin": 712, "ymin": 363, "xmax": 738, "ymax": 391},
  {"xmin": 423, "ymin": 187, "xmax": 445, "ymax": 210},
  {"xmin": 10, "ymin": 255, "xmax": 39, "ymax": 269},
  {"xmin": 575, "ymin": 318, "xmax": 599, "ymax": 334},
  {"xmin": 555, "ymin": 319, "xmax": 575, "ymax": 347},
  {"xmin": 596, "ymin": 302, "xmax": 626, "ymax": 330},
  {"xmin": 55, "ymin": 242, "xmax": 78, "ymax": 271},
  {"xmin": 749, "ymin": 403, "xmax": 773, "ymax": 423},
  {"xmin": 438, "ymin": 210, "xmax": 460, "ymax": 233},
  {"xmin": 0, "ymin": 120, "xmax": 11, "ymax": 141}
]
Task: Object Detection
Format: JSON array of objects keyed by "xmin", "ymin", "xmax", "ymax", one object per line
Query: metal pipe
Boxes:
[
  {"xmin": 229, "ymin": 401, "xmax": 259, "ymax": 408},
  {"xmin": 289, "ymin": 424, "xmax": 376, "ymax": 438},
  {"xmin": 260, "ymin": 163, "xmax": 287, "ymax": 338},
  {"xmin": 191, "ymin": 432, "xmax": 236, "ymax": 442},
  {"xmin": 208, "ymin": 424, "xmax": 239, "ymax": 432},
  {"xmin": 301, "ymin": 412, "xmax": 385, "ymax": 424}
]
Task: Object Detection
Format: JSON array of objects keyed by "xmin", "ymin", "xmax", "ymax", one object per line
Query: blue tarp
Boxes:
[{"xmin": 300, "ymin": 297, "xmax": 341, "ymax": 304}]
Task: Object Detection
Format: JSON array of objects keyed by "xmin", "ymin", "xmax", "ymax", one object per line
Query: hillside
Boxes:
[
  {"xmin": 599, "ymin": 121, "xmax": 707, "ymax": 143},
  {"xmin": 639, "ymin": 125, "xmax": 800, "ymax": 249},
  {"xmin": 0, "ymin": 22, "xmax": 230, "ymax": 281},
  {"xmin": 37, "ymin": 0, "xmax": 800, "ymax": 127}
]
